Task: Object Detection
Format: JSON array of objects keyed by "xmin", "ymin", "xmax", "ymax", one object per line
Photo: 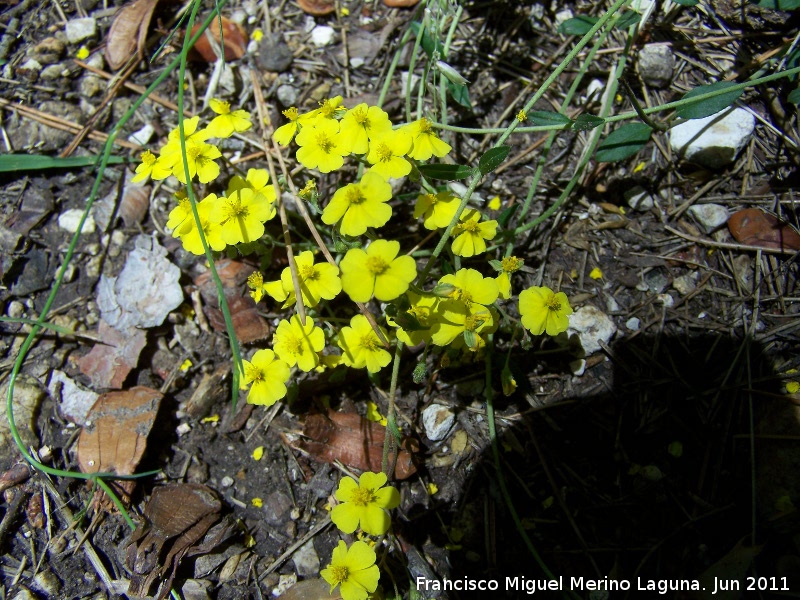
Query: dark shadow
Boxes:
[{"xmin": 412, "ymin": 332, "xmax": 800, "ymax": 598}]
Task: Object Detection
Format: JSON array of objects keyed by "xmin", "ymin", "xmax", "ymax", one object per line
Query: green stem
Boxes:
[{"xmin": 382, "ymin": 340, "xmax": 404, "ymax": 478}]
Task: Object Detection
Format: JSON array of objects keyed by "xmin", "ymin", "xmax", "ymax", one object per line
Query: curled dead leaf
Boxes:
[
  {"xmin": 105, "ymin": 0, "xmax": 159, "ymax": 70},
  {"xmin": 728, "ymin": 208, "xmax": 800, "ymax": 252},
  {"xmin": 190, "ymin": 16, "xmax": 248, "ymax": 62},
  {"xmin": 120, "ymin": 169, "xmax": 151, "ymax": 227},
  {"xmin": 384, "ymin": 0, "xmax": 420, "ymax": 6},
  {"xmin": 292, "ymin": 410, "xmax": 418, "ymax": 479},
  {"xmin": 297, "ymin": 0, "xmax": 335, "ymax": 16}
]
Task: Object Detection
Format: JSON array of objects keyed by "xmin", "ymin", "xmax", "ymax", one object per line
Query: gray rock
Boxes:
[
  {"xmin": 422, "ymin": 403, "xmax": 455, "ymax": 442},
  {"xmin": 310, "ymin": 25, "xmax": 336, "ymax": 47},
  {"xmin": 567, "ymin": 305, "xmax": 617, "ymax": 356},
  {"xmin": 30, "ymin": 37, "xmax": 65, "ymax": 64},
  {"xmin": 262, "ymin": 490, "xmax": 292, "ymax": 526},
  {"xmin": 291, "ymin": 539, "xmax": 320, "ymax": 577},
  {"xmin": 79, "ymin": 74, "xmax": 104, "ymax": 97},
  {"xmin": 17, "ymin": 58, "xmax": 42, "ymax": 78},
  {"xmin": 180, "ymin": 579, "xmax": 211, "ymax": 600},
  {"xmin": 670, "ymin": 108, "xmax": 755, "ymax": 169},
  {"xmin": 256, "ymin": 33, "xmax": 293, "ymax": 72},
  {"xmin": 65, "ymin": 18, "xmax": 97, "ymax": 44},
  {"xmin": 637, "ymin": 44, "xmax": 675, "ymax": 89},
  {"xmin": 673, "ymin": 273, "xmax": 698, "ymax": 295},
  {"xmin": 624, "ymin": 186, "xmax": 654, "ymax": 212},
  {"xmin": 626, "ymin": 317, "xmax": 640, "ymax": 331},
  {"xmin": 689, "ymin": 203, "xmax": 728, "ymax": 233},
  {"xmin": 58, "ymin": 208, "xmax": 96, "ymax": 233},
  {"xmin": 277, "ymin": 84, "xmax": 299, "ymax": 107}
]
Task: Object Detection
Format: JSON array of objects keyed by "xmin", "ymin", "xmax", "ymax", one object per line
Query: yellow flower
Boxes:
[
  {"xmin": 430, "ymin": 301, "xmax": 496, "ymax": 348},
  {"xmin": 252, "ymin": 28, "xmax": 264, "ymax": 41},
  {"xmin": 322, "ymin": 170, "xmax": 393, "ymax": 236},
  {"xmin": 226, "ymin": 168, "xmax": 277, "ymax": 208},
  {"xmin": 589, "ymin": 267, "xmax": 603, "ymax": 280},
  {"xmin": 337, "ymin": 314, "xmax": 391, "ymax": 373},
  {"xmin": 252, "ymin": 446, "xmax": 265, "ymax": 460},
  {"xmin": 366, "ymin": 129, "xmax": 413, "ymax": 180},
  {"xmin": 403, "ymin": 117, "xmax": 451, "ymax": 160},
  {"xmin": 251, "ymin": 497, "xmax": 263, "ymax": 508},
  {"xmin": 174, "ymin": 193, "xmax": 227, "ymax": 255},
  {"xmin": 76, "ymin": 45, "xmax": 90, "ymax": 60},
  {"xmin": 205, "ymin": 98, "xmax": 252, "ymax": 138},
  {"xmin": 365, "ymin": 401, "xmax": 387, "ymax": 426},
  {"xmin": 518, "ymin": 286, "xmax": 573, "ymax": 336},
  {"xmin": 273, "ymin": 107, "xmax": 302, "ymax": 146},
  {"xmin": 169, "ymin": 138, "xmax": 222, "ymax": 184},
  {"xmin": 166, "ymin": 194, "xmax": 194, "ymax": 235},
  {"xmin": 340, "ymin": 240, "xmax": 417, "ymax": 302},
  {"xmin": 516, "ymin": 109, "xmax": 527, "ymax": 122},
  {"xmin": 338, "ymin": 103, "xmax": 392, "ymax": 155},
  {"xmin": 279, "ymin": 250, "xmax": 342, "ymax": 308},
  {"xmin": 390, "ymin": 291, "xmax": 440, "ymax": 346},
  {"xmin": 272, "ymin": 315, "xmax": 325, "ymax": 372},
  {"xmin": 211, "ymin": 187, "xmax": 274, "ymax": 245},
  {"xmin": 413, "ymin": 191, "xmax": 460, "ymax": 230},
  {"xmin": 321, "ymin": 540, "xmax": 380, "ymax": 600},
  {"xmin": 438, "ymin": 268, "xmax": 499, "ymax": 307},
  {"xmin": 132, "ymin": 150, "xmax": 170, "ymax": 183},
  {"xmin": 451, "ymin": 210, "xmax": 497, "ymax": 257},
  {"xmin": 331, "ymin": 471, "xmax": 400, "ymax": 535},
  {"xmin": 241, "ymin": 349, "xmax": 291, "ymax": 406},
  {"xmin": 295, "ymin": 118, "xmax": 348, "ymax": 173},
  {"xmin": 495, "ymin": 256, "xmax": 523, "ymax": 300},
  {"xmin": 488, "ymin": 195, "xmax": 502, "ymax": 210}
]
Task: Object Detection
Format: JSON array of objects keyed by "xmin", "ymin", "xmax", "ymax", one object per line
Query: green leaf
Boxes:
[
  {"xmin": 497, "ymin": 204, "xmax": 519, "ymax": 228},
  {"xmin": 572, "ymin": 114, "xmax": 606, "ymax": 130},
  {"xmin": 478, "ymin": 146, "xmax": 510, "ymax": 176},
  {"xmin": 409, "ymin": 21, "xmax": 445, "ymax": 59},
  {"xmin": 528, "ymin": 111, "xmax": 572, "ymax": 127},
  {"xmin": 417, "ymin": 163, "xmax": 474, "ymax": 181},
  {"xmin": 789, "ymin": 87, "xmax": 800, "ymax": 105},
  {"xmin": 675, "ymin": 81, "xmax": 743, "ymax": 120},
  {"xmin": 595, "ymin": 123, "xmax": 653, "ymax": 162},
  {"xmin": 0, "ymin": 154, "xmax": 126, "ymax": 172},
  {"xmin": 756, "ymin": 0, "xmax": 800, "ymax": 8},
  {"xmin": 447, "ymin": 81, "xmax": 472, "ymax": 108},
  {"xmin": 671, "ymin": 0, "xmax": 698, "ymax": 4},
  {"xmin": 615, "ymin": 11, "xmax": 641, "ymax": 29},
  {"xmin": 557, "ymin": 15, "xmax": 598, "ymax": 35}
]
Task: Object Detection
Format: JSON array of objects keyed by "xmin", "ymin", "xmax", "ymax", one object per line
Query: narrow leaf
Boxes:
[
  {"xmin": 757, "ymin": 0, "xmax": 800, "ymax": 8},
  {"xmin": 417, "ymin": 163, "xmax": 474, "ymax": 181},
  {"xmin": 528, "ymin": 111, "xmax": 572, "ymax": 127},
  {"xmin": 557, "ymin": 15, "xmax": 598, "ymax": 35},
  {"xmin": 676, "ymin": 81, "xmax": 743, "ymax": 120},
  {"xmin": 615, "ymin": 11, "xmax": 641, "ymax": 29},
  {"xmin": 0, "ymin": 154, "xmax": 126, "ymax": 172},
  {"xmin": 789, "ymin": 87, "xmax": 800, "ymax": 105},
  {"xmin": 409, "ymin": 21, "xmax": 445, "ymax": 59},
  {"xmin": 672, "ymin": 0, "xmax": 698, "ymax": 5},
  {"xmin": 447, "ymin": 81, "xmax": 472, "ymax": 108},
  {"xmin": 572, "ymin": 114, "xmax": 606, "ymax": 130},
  {"xmin": 595, "ymin": 123, "xmax": 653, "ymax": 162},
  {"xmin": 478, "ymin": 146, "xmax": 511, "ymax": 176},
  {"xmin": 497, "ymin": 204, "xmax": 519, "ymax": 228}
]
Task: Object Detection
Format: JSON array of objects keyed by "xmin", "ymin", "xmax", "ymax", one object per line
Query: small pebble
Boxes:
[
  {"xmin": 624, "ymin": 186, "xmax": 654, "ymax": 212},
  {"xmin": 567, "ymin": 305, "xmax": 617, "ymax": 356},
  {"xmin": 672, "ymin": 273, "xmax": 698, "ymax": 295},
  {"xmin": 176, "ymin": 422, "xmax": 191, "ymax": 436},
  {"xmin": 65, "ymin": 18, "xmax": 97, "ymax": 44},
  {"xmin": 220, "ymin": 476, "xmax": 234, "ymax": 488},
  {"xmin": 626, "ymin": 317, "xmax": 641, "ymax": 331},
  {"xmin": 257, "ymin": 33, "xmax": 294, "ymax": 71},
  {"xmin": 58, "ymin": 209, "xmax": 96, "ymax": 234},
  {"xmin": 7, "ymin": 300, "xmax": 24, "ymax": 319},
  {"xmin": 637, "ymin": 44, "xmax": 675, "ymax": 89},
  {"xmin": 276, "ymin": 84, "xmax": 299, "ymax": 107},
  {"xmin": 422, "ymin": 404, "xmax": 455, "ymax": 441},
  {"xmin": 670, "ymin": 108, "xmax": 755, "ymax": 169},
  {"xmin": 688, "ymin": 203, "xmax": 728, "ymax": 233},
  {"xmin": 291, "ymin": 539, "xmax": 320, "ymax": 578},
  {"xmin": 554, "ymin": 8, "xmax": 574, "ymax": 26},
  {"xmin": 656, "ymin": 293, "xmax": 675, "ymax": 307},
  {"xmin": 128, "ymin": 124, "xmax": 154, "ymax": 146},
  {"xmin": 310, "ymin": 25, "xmax": 336, "ymax": 47}
]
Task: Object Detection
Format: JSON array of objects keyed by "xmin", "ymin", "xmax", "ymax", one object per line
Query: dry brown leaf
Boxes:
[
  {"xmin": 76, "ymin": 321, "xmax": 147, "ymax": 389},
  {"xmin": 190, "ymin": 16, "xmax": 248, "ymax": 62},
  {"xmin": 77, "ymin": 386, "xmax": 162, "ymax": 491},
  {"xmin": 297, "ymin": 0, "xmax": 335, "ymax": 16},
  {"xmin": 105, "ymin": 0, "xmax": 159, "ymax": 70},
  {"xmin": 384, "ymin": 0, "xmax": 420, "ymax": 6},
  {"xmin": 119, "ymin": 170, "xmax": 151, "ymax": 227},
  {"xmin": 728, "ymin": 208, "xmax": 800, "ymax": 252},
  {"xmin": 292, "ymin": 410, "xmax": 418, "ymax": 479}
]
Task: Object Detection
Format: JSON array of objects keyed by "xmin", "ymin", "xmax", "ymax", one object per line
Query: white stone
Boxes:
[
  {"xmin": 638, "ymin": 44, "xmax": 674, "ymax": 89},
  {"xmin": 272, "ymin": 574, "xmax": 297, "ymax": 597},
  {"xmin": 673, "ymin": 273, "xmax": 698, "ymax": 295},
  {"xmin": 65, "ymin": 18, "xmax": 97, "ymax": 44},
  {"xmin": 626, "ymin": 317, "xmax": 641, "ymax": 331},
  {"xmin": 670, "ymin": 108, "xmax": 755, "ymax": 169},
  {"xmin": 310, "ymin": 25, "xmax": 335, "ymax": 47},
  {"xmin": 567, "ymin": 305, "xmax": 617, "ymax": 356},
  {"xmin": 555, "ymin": 8, "xmax": 574, "ymax": 27},
  {"xmin": 656, "ymin": 293, "xmax": 675, "ymax": 307},
  {"xmin": 128, "ymin": 124, "xmax": 154, "ymax": 146},
  {"xmin": 176, "ymin": 422, "xmax": 191, "ymax": 436},
  {"xmin": 422, "ymin": 404, "xmax": 455, "ymax": 442},
  {"xmin": 18, "ymin": 58, "xmax": 42, "ymax": 74},
  {"xmin": 291, "ymin": 539, "xmax": 320, "ymax": 578},
  {"xmin": 688, "ymin": 203, "xmax": 728, "ymax": 232},
  {"xmin": 585, "ymin": 79, "xmax": 604, "ymax": 100},
  {"xmin": 624, "ymin": 186, "xmax": 654, "ymax": 212},
  {"xmin": 58, "ymin": 208, "xmax": 95, "ymax": 233},
  {"xmin": 276, "ymin": 84, "xmax": 299, "ymax": 107},
  {"xmin": 570, "ymin": 359, "xmax": 586, "ymax": 376}
]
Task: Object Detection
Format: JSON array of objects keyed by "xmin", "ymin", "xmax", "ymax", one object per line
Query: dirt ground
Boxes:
[{"xmin": 1, "ymin": 0, "xmax": 800, "ymax": 599}]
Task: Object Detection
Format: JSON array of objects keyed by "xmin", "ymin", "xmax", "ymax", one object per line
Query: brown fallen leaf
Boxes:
[
  {"xmin": 728, "ymin": 208, "xmax": 800, "ymax": 252},
  {"xmin": 297, "ymin": 0, "xmax": 335, "ymax": 16},
  {"xmin": 292, "ymin": 410, "xmax": 418, "ymax": 480},
  {"xmin": 76, "ymin": 321, "xmax": 147, "ymax": 389},
  {"xmin": 384, "ymin": 0, "xmax": 420, "ymax": 6},
  {"xmin": 190, "ymin": 16, "xmax": 248, "ymax": 62},
  {"xmin": 119, "ymin": 169, "xmax": 151, "ymax": 227},
  {"xmin": 194, "ymin": 259, "xmax": 270, "ymax": 343},
  {"xmin": 77, "ymin": 386, "xmax": 163, "ymax": 502},
  {"xmin": 105, "ymin": 0, "xmax": 159, "ymax": 70}
]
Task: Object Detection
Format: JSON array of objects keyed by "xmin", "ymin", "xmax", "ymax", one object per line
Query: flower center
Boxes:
[
  {"xmin": 453, "ymin": 289, "xmax": 473, "ymax": 304},
  {"xmin": 319, "ymin": 99, "xmax": 340, "ymax": 119},
  {"xmin": 299, "ymin": 264, "xmax": 318, "ymax": 280},
  {"xmin": 353, "ymin": 106, "xmax": 369, "ymax": 127},
  {"xmin": 216, "ymin": 100, "xmax": 231, "ymax": 114},
  {"xmin": 350, "ymin": 486, "xmax": 376, "ymax": 506},
  {"xmin": 366, "ymin": 256, "xmax": 389, "ymax": 275},
  {"xmin": 458, "ymin": 219, "xmax": 479, "ymax": 234},
  {"xmin": 283, "ymin": 107, "xmax": 299, "ymax": 121},
  {"xmin": 501, "ymin": 256, "xmax": 522, "ymax": 273},
  {"xmin": 464, "ymin": 314, "xmax": 483, "ymax": 332},
  {"xmin": 244, "ymin": 363, "xmax": 264, "ymax": 384},
  {"xmin": 345, "ymin": 187, "xmax": 366, "ymax": 205},
  {"xmin": 141, "ymin": 150, "xmax": 156, "ymax": 166},
  {"xmin": 186, "ymin": 145, "xmax": 202, "ymax": 161},
  {"xmin": 425, "ymin": 193, "xmax": 437, "ymax": 205},
  {"xmin": 329, "ymin": 565, "xmax": 349, "ymax": 585},
  {"xmin": 223, "ymin": 195, "xmax": 249, "ymax": 221},
  {"xmin": 418, "ymin": 118, "xmax": 432, "ymax": 134},
  {"xmin": 247, "ymin": 272, "xmax": 263, "ymax": 288},
  {"xmin": 376, "ymin": 143, "xmax": 393, "ymax": 163},
  {"xmin": 315, "ymin": 132, "xmax": 335, "ymax": 154},
  {"xmin": 285, "ymin": 335, "xmax": 304, "ymax": 356},
  {"xmin": 545, "ymin": 294, "xmax": 561, "ymax": 312},
  {"xmin": 360, "ymin": 334, "xmax": 380, "ymax": 352}
]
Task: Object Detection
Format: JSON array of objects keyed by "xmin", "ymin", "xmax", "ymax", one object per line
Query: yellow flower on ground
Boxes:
[
  {"xmin": 321, "ymin": 540, "xmax": 380, "ymax": 600},
  {"xmin": 280, "ymin": 250, "xmax": 342, "ymax": 308},
  {"xmin": 295, "ymin": 118, "xmax": 348, "ymax": 173},
  {"xmin": 252, "ymin": 446, "xmax": 265, "ymax": 461},
  {"xmin": 430, "ymin": 301, "xmax": 496, "ymax": 348},
  {"xmin": 340, "ymin": 240, "xmax": 417, "ymax": 302},
  {"xmin": 174, "ymin": 193, "xmax": 227, "ymax": 255},
  {"xmin": 518, "ymin": 286, "xmax": 573, "ymax": 336},
  {"xmin": 589, "ymin": 267, "xmax": 603, "ymax": 280},
  {"xmin": 272, "ymin": 315, "xmax": 325, "ymax": 372},
  {"xmin": 488, "ymin": 195, "xmax": 502, "ymax": 210},
  {"xmin": 226, "ymin": 168, "xmax": 277, "ymax": 208},
  {"xmin": 495, "ymin": 256, "xmax": 523, "ymax": 300},
  {"xmin": 241, "ymin": 349, "xmax": 291, "ymax": 406},
  {"xmin": 272, "ymin": 107, "xmax": 302, "ymax": 146},
  {"xmin": 366, "ymin": 129, "xmax": 413, "ymax": 180},
  {"xmin": 413, "ymin": 191, "xmax": 460, "ymax": 230},
  {"xmin": 451, "ymin": 210, "xmax": 497, "ymax": 257},
  {"xmin": 337, "ymin": 314, "xmax": 391, "ymax": 373},
  {"xmin": 365, "ymin": 401, "xmax": 387, "ymax": 426},
  {"xmin": 131, "ymin": 150, "xmax": 164, "ymax": 183},
  {"xmin": 390, "ymin": 291, "xmax": 440, "ymax": 346},
  {"xmin": 248, "ymin": 271, "xmax": 289, "ymax": 304},
  {"xmin": 439, "ymin": 268, "xmax": 499, "ymax": 307},
  {"xmin": 205, "ymin": 98, "xmax": 252, "ymax": 138},
  {"xmin": 211, "ymin": 187, "xmax": 274, "ymax": 245},
  {"xmin": 76, "ymin": 45, "xmax": 90, "ymax": 60},
  {"xmin": 338, "ymin": 103, "xmax": 392, "ymax": 155},
  {"xmin": 252, "ymin": 28, "xmax": 263, "ymax": 41},
  {"xmin": 251, "ymin": 497, "xmax": 263, "ymax": 508},
  {"xmin": 403, "ymin": 117, "xmax": 452, "ymax": 160},
  {"xmin": 170, "ymin": 138, "xmax": 222, "ymax": 184},
  {"xmin": 166, "ymin": 194, "xmax": 193, "ymax": 235},
  {"xmin": 322, "ymin": 170, "xmax": 393, "ymax": 236},
  {"xmin": 331, "ymin": 471, "xmax": 400, "ymax": 535}
]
